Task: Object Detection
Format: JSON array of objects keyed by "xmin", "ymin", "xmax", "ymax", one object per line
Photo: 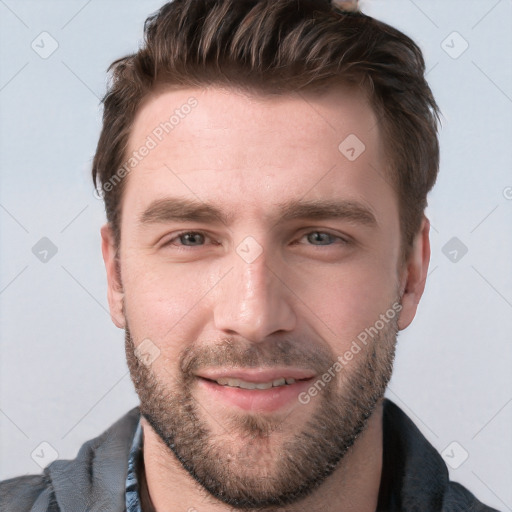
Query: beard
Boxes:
[{"xmin": 124, "ymin": 299, "xmax": 400, "ymax": 511}]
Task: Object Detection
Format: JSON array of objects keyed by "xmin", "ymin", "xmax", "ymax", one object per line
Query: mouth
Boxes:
[
  {"xmin": 209, "ymin": 376, "xmax": 300, "ymax": 389},
  {"xmin": 195, "ymin": 368, "xmax": 316, "ymax": 412}
]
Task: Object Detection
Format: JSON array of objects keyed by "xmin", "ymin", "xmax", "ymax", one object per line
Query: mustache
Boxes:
[{"xmin": 179, "ymin": 337, "xmax": 335, "ymax": 378}]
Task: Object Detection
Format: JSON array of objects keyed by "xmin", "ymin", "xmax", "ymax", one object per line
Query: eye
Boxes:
[
  {"xmin": 301, "ymin": 231, "xmax": 349, "ymax": 246},
  {"xmin": 163, "ymin": 231, "xmax": 208, "ymax": 247}
]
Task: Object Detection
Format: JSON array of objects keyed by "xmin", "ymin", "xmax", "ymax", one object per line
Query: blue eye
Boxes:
[
  {"xmin": 177, "ymin": 232, "xmax": 206, "ymax": 246},
  {"xmin": 161, "ymin": 231, "xmax": 207, "ymax": 248},
  {"xmin": 305, "ymin": 232, "xmax": 343, "ymax": 245}
]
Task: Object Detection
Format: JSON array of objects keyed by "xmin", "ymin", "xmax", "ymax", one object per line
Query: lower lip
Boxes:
[{"xmin": 197, "ymin": 377, "xmax": 314, "ymax": 413}]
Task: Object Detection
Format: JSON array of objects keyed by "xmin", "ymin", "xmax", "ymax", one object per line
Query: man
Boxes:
[{"xmin": 0, "ymin": 0, "xmax": 500, "ymax": 511}]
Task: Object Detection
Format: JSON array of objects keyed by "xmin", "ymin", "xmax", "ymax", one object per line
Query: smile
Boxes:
[
  {"xmin": 211, "ymin": 377, "xmax": 298, "ymax": 389},
  {"xmin": 196, "ymin": 370, "xmax": 316, "ymax": 412}
]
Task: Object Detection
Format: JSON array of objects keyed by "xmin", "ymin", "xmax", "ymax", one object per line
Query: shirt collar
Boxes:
[{"xmin": 125, "ymin": 417, "xmax": 143, "ymax": 512}]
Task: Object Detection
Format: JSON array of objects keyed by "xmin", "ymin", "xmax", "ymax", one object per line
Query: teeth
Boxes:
[
  {"xmin": 214, "ymin": 377, "xmax": 298, "ymax": 389},
  {"xmin": 254, "ymin": 382, "xmax": 272, "ymax": 390},
  {"xmin": 238, "ymin": 381, "xmax": 257, "ymax": 390}
]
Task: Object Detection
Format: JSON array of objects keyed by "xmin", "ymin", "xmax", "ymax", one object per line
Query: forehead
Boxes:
[{"xmin": 122, "ymin": 84, "xmax": 395, "ymax": 226}]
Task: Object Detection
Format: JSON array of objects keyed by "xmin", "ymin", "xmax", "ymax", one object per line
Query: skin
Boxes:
[{"xmin": 101, "ymin": 84, "xmax": 430, "ymax": 511}]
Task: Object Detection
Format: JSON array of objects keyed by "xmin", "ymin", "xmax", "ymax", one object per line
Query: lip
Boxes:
[
  {"xmin": 195, "ymin": 367, "xmax": 316, "ymax": 383},
  {"xmin": 195, "ymin": 367, "xmax": 316, "ymax": 413}
]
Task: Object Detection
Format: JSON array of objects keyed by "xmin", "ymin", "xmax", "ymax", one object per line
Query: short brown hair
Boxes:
[{"xmin": 92, "ymin": 0, "xmax": 440, "ymax": 264}]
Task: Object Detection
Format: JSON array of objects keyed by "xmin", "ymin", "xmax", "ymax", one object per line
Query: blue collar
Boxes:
[{"xmin": 125, "ymin": 418, "xmax": 143, "ymax": 512}]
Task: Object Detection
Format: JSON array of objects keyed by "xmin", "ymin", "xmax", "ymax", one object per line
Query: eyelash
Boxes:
[{"xmin": 161, "ymin": 230, "xmax": 351, "ymax": 249}]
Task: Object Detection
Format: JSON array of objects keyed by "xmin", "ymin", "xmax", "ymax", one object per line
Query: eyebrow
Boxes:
[
  {"xmin": 137, "ymin": 197, "xmax": 377, "ymax": 228},
  {"xmin": 278, "ymin": 198, "xmax": 377, "ymax": 226},
  {"xmin": 138, "ymin": 198, "xmax": 235, "ymax": 226}
]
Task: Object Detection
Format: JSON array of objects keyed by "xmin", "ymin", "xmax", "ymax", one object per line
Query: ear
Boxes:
[
  {"xmin": 398, "ymin": 215, "xmax": 431, "ymax": 331},
  {"xmin": 100, "ymin": 223, "xmax": 125, "ymax": 329}
]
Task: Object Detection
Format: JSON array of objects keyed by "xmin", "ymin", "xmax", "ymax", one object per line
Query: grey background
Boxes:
[{"xmin": 0, "ymin": 0, "xmax": 511, "ymax": 510}]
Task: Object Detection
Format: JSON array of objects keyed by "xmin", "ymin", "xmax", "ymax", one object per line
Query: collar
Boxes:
[
  {"xmin": 376, "ymin": 398, "xmax": 447, "ymax": 510},
  {"xmin": 125, "ymin": 419, "xmax": 143, "ymax": 512}
]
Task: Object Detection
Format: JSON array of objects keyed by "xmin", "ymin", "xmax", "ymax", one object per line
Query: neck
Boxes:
[{"xmin": 141, "ymin": 399, "xmax": 384, "ymax": 512}]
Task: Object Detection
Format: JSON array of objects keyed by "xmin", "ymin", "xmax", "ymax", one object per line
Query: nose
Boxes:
[{"xmin": 213, "ymin": 251, "xmax": 297, "ymax": 342}]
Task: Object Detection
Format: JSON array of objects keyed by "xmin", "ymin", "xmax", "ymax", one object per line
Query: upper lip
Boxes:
[{"xmin": 196, "ymin": 367, "xmax": 316, "ymax": 383}]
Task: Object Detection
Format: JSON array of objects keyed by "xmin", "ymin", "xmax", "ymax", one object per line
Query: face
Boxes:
[{"xmin": 102, "ymin": 84, "xmax": 429, "ymax": 508}]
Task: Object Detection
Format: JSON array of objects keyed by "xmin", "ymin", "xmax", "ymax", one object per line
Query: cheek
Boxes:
[
  {"xmin": 120, "ymin": 254, "xmax": 222, "ymax": 344},
  {"xmin": 289, "ymin": 254, "xmax": 399, "ymax": 347}
]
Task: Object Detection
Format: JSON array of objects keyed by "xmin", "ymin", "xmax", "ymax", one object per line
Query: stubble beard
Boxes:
[{"xmin": 124, "ymin": 301, "xmax": 399, "ymax": 510}]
